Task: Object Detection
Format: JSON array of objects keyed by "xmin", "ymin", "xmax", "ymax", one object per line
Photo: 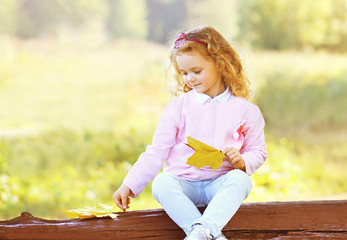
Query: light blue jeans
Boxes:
[{"xmin": 152, "ymin": 170, "xmax": 252, "ymax": 237}]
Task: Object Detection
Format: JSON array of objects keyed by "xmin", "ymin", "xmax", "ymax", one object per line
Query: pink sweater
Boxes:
[{"xmin": 123, "ymin": 91, "xmax": 267, "ymax": 197}]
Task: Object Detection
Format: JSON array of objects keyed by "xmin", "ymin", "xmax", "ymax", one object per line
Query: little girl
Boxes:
[{"xmin": 113, "ymin": 26, "xmax": 267, "ymax": 240}]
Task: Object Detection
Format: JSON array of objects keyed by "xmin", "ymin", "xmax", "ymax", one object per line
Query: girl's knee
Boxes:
[
  {"xmin": 152, "ymin": 172, "xmax": 179, "ymax": 199},
  {"xmin": 225, "ymin": 170, "xmax": 252, "ymax": 194},
  {"xmin": 227, "ymin": 169, "xmax": 250, "ymax": 181}
]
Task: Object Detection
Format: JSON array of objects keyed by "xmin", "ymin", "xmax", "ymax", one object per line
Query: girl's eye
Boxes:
[
  {"xmin": 182, "ymin": 72, "xmax": 188, "ymax": 76},
  {"xmin": 194, "ymin": 70, "xmax": 201, "ymax": 74}
]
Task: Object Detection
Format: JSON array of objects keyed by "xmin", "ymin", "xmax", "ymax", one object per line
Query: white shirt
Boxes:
[{"xmin": 193, "ymin": 87, "xmax": 233, "ymax": 104}]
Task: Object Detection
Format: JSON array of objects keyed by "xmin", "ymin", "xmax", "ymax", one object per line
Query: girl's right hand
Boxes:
[{"xmin": 113, "ymin": 184, "xmax": 132, "ymax": 212}]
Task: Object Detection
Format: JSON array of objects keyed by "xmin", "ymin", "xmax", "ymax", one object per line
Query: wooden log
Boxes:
[{"xmin": 0, "ymin": 200, "xmax": 346, "ymax": 239}]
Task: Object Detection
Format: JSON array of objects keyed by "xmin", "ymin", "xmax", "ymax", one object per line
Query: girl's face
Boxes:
[{"xmin": 176, "ymin": 51, "xmax": 225, "ymax": 98}]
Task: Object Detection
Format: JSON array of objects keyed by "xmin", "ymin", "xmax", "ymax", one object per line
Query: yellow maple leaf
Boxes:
[
  {"xmin": 186, "ymin": 136, "xmax": 226, "ymax": 171},
  {"xmin": 63, "ymin": 203, "xmax": 118, "ymax": 219}
]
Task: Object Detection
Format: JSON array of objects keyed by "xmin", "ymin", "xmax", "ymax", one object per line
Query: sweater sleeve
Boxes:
[
  {"xmin": 122, "ymin": 99, "xmax": 179, "ymax": 197},
  {"xmin": 241, "ymin": 105, "xmax": 268, "ymax": 176}
]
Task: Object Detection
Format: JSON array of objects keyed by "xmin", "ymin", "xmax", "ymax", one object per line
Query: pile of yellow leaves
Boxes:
[
  {"xmin": 186, "ymin": 136, "xmax": 226, "ymax": 171},
  {"xmin": 63, "ymin": 203, "xmax": 118, "ymax": 219}
]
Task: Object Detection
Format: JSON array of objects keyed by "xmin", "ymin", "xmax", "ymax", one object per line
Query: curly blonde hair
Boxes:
[{"xmin": 169, "ymin": 26, "xmax": 251, "ymax": 99}]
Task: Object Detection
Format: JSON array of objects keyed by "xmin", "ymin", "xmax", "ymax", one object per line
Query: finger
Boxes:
[
  {"xmin": 121, "ymin": 194, "xmax": 129, "ymax": 212},
  {"xmin": 231, "ymin": 155, "xmax": 242, "ymax": 164},
  {"xmin": 230, "ymin": 151, "xmax": 238, "ymax": 158},
  {"xmin": 226, "ymin": 151, "xmax": 238, "ymax": 161},
  {"xmin": 113, "ymin": 193, "xmax": 124, "ymax": 210},
  {"xmin": 231, "ymin": 157, "xmax": 244, "ymax": 169},
  {"xmin": 224, "ymin": 149, "xmax": 234, "ymax": 158},
  {"xmin": 222, "ymin": 147, "xmax": 236, "ymax": 154}
]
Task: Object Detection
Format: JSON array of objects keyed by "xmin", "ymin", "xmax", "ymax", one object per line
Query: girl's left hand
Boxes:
[{"xmin": 222, "ymin": 147, "xmax": 246, "ymax": 172}]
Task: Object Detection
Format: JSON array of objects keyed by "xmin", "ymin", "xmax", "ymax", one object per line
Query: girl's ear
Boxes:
[{"xmin": 215, "ymin": 60, "xmax": 225, "ymax": 73}]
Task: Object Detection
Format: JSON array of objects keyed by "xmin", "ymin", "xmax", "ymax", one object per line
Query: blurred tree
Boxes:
[
  {"xmin": 322, "ymin": 0, "xmax": 347, "ymax": 51},
  {"xmin": 106, "ymin": 0, "xmax": 148, "ymax": 39},
  {"xmin": 238, "ymin": 0, "xmax": 347, "ymax": 51},
  {"xmin": 295, "ymin": 0, "xmax": 331, "ymax": 47},
  {"xmin": 0, "ymin": 0, "xmax": 19, "ymax": 35},
  {"xmin": 1, "ymin": 0, "xmax": 346, "ymax": 50},
  {"xmin": 238, "ymin": 0, "xmax": 300, "ymax": 49},
  {"xmin": 146, "ymin": 0, "xmax": 187, "ymax": 43},
  {"xmin": 185, "ymin": 0, "xmax": 239, "ymax": 41},
  {"xmin": 13, "ymin": 0, "xmax": 108, "ymax": 38}
]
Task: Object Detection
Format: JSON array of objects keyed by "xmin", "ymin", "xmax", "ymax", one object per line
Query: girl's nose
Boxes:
[{"xmin": 187, "ymin": 75, "xmax": 196, "ymax": 82}]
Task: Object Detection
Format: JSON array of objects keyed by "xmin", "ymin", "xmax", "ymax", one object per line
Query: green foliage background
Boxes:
[
  {"xmin": 0, "ymin": 0, "xmax": 346, "ymax": 51},
  {"xmin": 0, "ymin": 0, "xmax": 346, "ymax": 220}
]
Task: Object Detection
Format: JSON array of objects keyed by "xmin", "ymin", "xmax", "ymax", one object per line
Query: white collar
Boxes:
[{"xmin": 193, "ymin": 87, "xmax": 232, "ymax": 104}]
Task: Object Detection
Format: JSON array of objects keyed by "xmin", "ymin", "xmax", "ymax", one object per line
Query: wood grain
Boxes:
[{"xmin": 0, "ymin": 200, "xmax": 346, "ymax": 239}]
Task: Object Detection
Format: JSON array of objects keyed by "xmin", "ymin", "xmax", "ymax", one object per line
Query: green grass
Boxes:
[
  {"xmin": 0, "ymin": 37, "xmax": 346, "ymax": 220},
  {"xmin": 0, "ymin": 37, "xmax": 169, "ymax": 132}
]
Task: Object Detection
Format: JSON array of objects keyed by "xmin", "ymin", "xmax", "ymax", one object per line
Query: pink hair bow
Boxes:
[{"xmin": 174, "ymin": 33, "xmax": 187, "ymax": 48}]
